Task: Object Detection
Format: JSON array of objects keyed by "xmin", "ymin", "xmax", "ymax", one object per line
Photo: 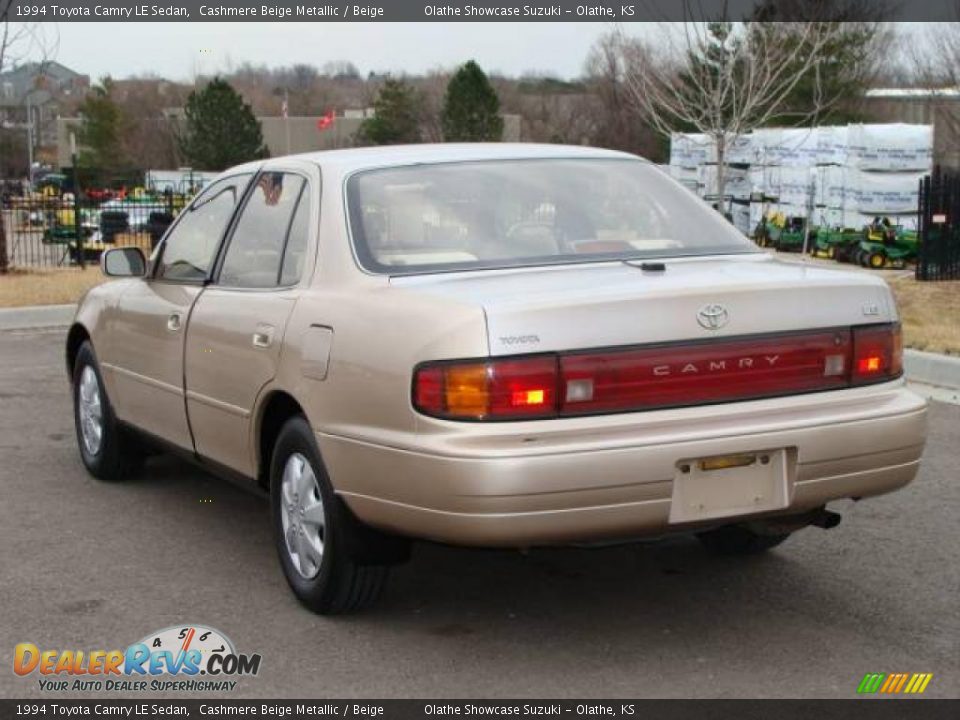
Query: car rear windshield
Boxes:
[{"xmin": 345, "ymin": 158, "xmax": 756, "ymax": 275}]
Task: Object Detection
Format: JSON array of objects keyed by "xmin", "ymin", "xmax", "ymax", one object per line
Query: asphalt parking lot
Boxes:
[{"xmin": 1, "ymin": 328, "xmax": 957, "ymax": 699}]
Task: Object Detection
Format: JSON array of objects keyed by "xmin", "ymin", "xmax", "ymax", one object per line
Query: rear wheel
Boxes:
[
  {"xmin": 72, "ymin": 341, "xmax": 143, "ymax": 481},
  {"xmin": 696, "ymin": 524, "xmax": 790, "ymax": 555},
  {"xmin": 868, "ymin": 251, "xmax": 886, "ymax": 269},
  {"xmin": 270, "ymin": 416, "xmax": 406, "ymax": 614}
]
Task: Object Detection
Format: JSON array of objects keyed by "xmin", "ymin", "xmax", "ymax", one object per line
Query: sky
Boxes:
[
  {"xmin": 54, "ymin": 22, "xmax": 654, "ymax": 81},
  {"xmin": 47, "ymin": 22, "xmax": 936, "ymax": 84}
]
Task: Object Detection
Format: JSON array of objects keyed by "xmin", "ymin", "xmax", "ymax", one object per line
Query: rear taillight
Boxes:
[
  {"xmin": 413, "ymin": 356, "xmax": 559, "ymax": 420},
  {"xmin": 413, "ymin": 324, "xmax": 902, "ymax": 421},
  {"xmin": 852, "ymin": 323, "xmax": 903, "ymax": 384}
]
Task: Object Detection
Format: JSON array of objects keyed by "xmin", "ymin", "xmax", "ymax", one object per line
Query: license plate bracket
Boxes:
[{"xmin": 668, "ymin": 448, "xmax": 793, "ymax": 524}]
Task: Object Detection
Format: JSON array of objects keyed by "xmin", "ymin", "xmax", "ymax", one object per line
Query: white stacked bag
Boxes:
[{"xmin": 668, "ymin": 123, "xmax": 932, "ymax": 236}]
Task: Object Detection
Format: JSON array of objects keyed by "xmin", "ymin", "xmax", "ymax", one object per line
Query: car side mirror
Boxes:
[{"xmin": 101, "ymin": 247, "xmax": 146, "ymax": 277}]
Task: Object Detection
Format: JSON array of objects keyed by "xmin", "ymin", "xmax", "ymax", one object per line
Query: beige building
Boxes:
[{"xmin": 57, "ymin": 111, "xmax": 523, "ymax": 170}]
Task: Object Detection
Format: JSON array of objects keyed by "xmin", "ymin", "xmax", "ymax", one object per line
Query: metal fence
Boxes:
[
  {"xmin": 1, "ymin": 194, "xmax": 182, "ymax": 270},
  {"xmin": 917, "ymin": 168, "xmax": 960, "ymax": 281}
]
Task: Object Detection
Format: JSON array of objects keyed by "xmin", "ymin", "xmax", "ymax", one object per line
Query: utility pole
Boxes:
[
  {"xmin": 71, "ymin": 132, "xmax": 85, "ymax": 269},
  {"xmin": 283, "ymin": 88, "xmax": 291, "ymax": 155},
  {"xmin": 25, "ymin": 95, "xmax": 34, "ymax": 183}
]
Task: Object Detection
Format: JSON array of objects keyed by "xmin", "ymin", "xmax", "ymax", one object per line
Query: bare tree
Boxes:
[
  {"xmin": 615, "ymin": 15, "xmax": 858, "ymax": 204},
  {"xmin": 908, "ymin": 23, "xmax": 960, "ymax": 168},
  {"xmin": 583, "ymin": 33, "xmax": 662, "ymax": 158}
]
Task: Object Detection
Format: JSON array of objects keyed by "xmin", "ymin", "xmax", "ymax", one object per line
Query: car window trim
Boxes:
[
  {"xmin": 210, "ymin": 169, "xmax": 311, "ymax": 291},
  {"xmin": 150, "ymin": 172, "xmax": 255, "ymax": 285},
  {"xmin": 275, "ymin": 183, "xmax": 309, "ymax": 287}
]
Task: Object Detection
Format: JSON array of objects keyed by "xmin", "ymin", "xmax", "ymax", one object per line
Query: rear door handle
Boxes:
[
  {"xmin": 167, "ymin": 312, "xmax": 182, "ymax": 332},
  {"xmin": 253, "ymin": 324, "xmax": 274, "ymax": 348}
]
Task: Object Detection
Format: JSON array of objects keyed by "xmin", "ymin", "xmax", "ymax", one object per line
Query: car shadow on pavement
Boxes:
[{"xmin": 125, "ymin": 452, "xmax": 854, "ymax": 634}]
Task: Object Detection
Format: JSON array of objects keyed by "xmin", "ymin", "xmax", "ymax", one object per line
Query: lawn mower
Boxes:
[
  {"xmin": 854, "ymin": 217, "xmax": 919, "ymax": 269},
  {"xmin": 812, "ymin": 226, "xmax": 865, "ymax": 262},
  {"xmin": 755, "ymin": 213, "xmax": 812, "ymax": 252}
]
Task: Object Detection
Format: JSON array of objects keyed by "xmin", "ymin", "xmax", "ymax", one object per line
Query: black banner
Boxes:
[
  {"xmin": 1, "ymin": 701, "xmax": 958, "ymax": 720},
  {"xmin": 4, "ymin": 0, "xmax": 957, "ymax": 22}
]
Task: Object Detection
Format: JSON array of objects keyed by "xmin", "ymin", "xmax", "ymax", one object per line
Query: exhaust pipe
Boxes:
[{"xmin": 810, "ymin": 508, "xmax": 842, "ymax": 530}]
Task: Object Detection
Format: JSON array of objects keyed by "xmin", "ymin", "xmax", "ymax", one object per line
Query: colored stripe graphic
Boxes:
[
  {"xmin": 857, "ymin": 672, "xmax": 933, "ymax": 694},
  {"xmin": 858, "ymin": 673, "xmax": 885, "ymax": 694},
  {"xmin": 906, "ymin": 673, "xmax": 934, "ymax": 694}
]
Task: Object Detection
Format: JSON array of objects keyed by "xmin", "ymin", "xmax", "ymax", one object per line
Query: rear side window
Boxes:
[
  {"xmin": 280, "ymin": 192, "xmax": 311, "ymax": 286},
  {"xmin": 157, "ymin": 174, "xmax": 251, "ymax": 282},
  {"xmin": 219, "ymin": 172, "xmax": 306, "ymax": 288}
]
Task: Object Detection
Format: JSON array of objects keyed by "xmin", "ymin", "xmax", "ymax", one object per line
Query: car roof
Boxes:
[{"xmin": 249, "ymin": 143, "xmax": 643, "ymax": 175}]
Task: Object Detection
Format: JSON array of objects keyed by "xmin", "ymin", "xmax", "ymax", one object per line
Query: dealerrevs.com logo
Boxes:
[{"xmin": 13, "ymin": 624, "xmax": 261, "ymax": 693}]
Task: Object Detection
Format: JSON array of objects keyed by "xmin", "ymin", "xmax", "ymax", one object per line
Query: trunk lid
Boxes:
[{"xmin": 390, "ymin": 254, "xmax": 895, "ymax": 356}]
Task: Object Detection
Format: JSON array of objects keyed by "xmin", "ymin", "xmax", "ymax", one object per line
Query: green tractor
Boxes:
[
  {"xmin": 853, "ymin": 217, "xmax": 919, "ymax": 269},
  {"xmin": 753, "ymin": 213, "xmax": 811, "ymax": 252},
  {"xmin": 812, "ymin": 226, "xmax": 865, "ymax": 263},
  {"xmin": 41, "ymin": 206, "xmax": 96, "ymax": 245}
]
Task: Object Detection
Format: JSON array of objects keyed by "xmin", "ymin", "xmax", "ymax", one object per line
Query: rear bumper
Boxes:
[{"xmin": 319, "ymin": 382, "xmax": 927, "ymax": 547}]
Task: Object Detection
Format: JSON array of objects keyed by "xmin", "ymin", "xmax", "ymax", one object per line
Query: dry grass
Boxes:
[
  {"xmin": 0, "ymin": 267, "xmax": 106, "ymax": 308},
  {"xmin": 888, "ymin": 276, "xmax": 960, "ymax": 356}
]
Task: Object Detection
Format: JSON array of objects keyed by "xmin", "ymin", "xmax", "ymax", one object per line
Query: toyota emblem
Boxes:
[{"xmin": 697, "ymin": 303, "xmax": 729, "ymax": 330}]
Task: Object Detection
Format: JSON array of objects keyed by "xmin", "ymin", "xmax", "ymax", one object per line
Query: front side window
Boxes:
[
  {"xmin": 157, "ymin": 174, "xmax": 251, "ymax": 281},
  {"xmin": 346, "ymin": 159, "xmax": 756, "ymax": 275},
  {"xmin": 219, "ymin": 172, "xmax": 306, "ymax": 288}
]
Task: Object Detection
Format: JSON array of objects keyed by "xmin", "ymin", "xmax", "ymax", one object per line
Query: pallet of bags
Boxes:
[
  {"xmin": 697, "ymin": 165, "xmax": 751, "ymax": 201},
  {"xmin": 729, "ymin": 200, "xmax": 752, "ymax": 235},
  {"xmin": 778, "ymin": 167, "xmax": 816, "ymax": 207},
  {"xmin": 845, "ymin": 168, "xmax": 926, "ymax": 214},
  {"xmin": 815, "ymin": 125, "xmax": 849, "ymax": 166},
  {"xmin": 815, "ymin": 166, "xmax": 846, "ymax": 208},
  {"xmin": 846, "ymin": 124, "xmax": 933, "ymax": 171},
  {"xmin": 669, "ymin": 132, "xmax": 714, "ymax": 167},
  {"xmin": 751, "ymin": 127, "xmax": 820, "ymax": 166}
]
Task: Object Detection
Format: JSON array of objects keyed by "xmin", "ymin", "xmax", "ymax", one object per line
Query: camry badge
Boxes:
[{"xmin": 697, "ymin": 303, "xmax": 729, "ymax": 330}]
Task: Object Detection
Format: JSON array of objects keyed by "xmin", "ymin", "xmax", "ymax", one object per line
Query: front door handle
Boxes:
[
  {"xmin": 167, "ymin": 312, "xmax": 182, "ymax": 332},
  {"xmin": 253, "ymin": 324, "xmax": 274, "ymax": 349}
]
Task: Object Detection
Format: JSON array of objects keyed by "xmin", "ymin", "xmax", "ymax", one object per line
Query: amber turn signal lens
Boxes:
[{"xmin": 444, "ymin": 364, "xmax": 489, "ymax": 418}]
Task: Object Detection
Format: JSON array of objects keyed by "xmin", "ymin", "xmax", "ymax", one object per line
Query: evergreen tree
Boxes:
[
  {"xmin": 441, "ymin": 61, "xmax": 503, "ymax": 142},
  {"xmin": 750, "ymin": 22, "xmax": 879, "ymax": 126},
  {"xmin": 77, "ymin": 78, "xmax": 128, "ymax": 173},
  {"xmin": 356, "ymin": 78, "xmax": 422, "ymax": 145},
  {"xmin": 179, "ymin": 77, "xmax": 268, "ymax": 170}
]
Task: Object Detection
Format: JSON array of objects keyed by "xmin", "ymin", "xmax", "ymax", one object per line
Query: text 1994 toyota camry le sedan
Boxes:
[{"xmin": 68, "ymin": 144, "xmax": 927, "ymax": 613}]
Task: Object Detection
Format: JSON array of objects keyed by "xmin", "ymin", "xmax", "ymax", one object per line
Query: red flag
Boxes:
[{"xmin": 316, "ymin": 110, "xmax": 335, "ymax": 131}]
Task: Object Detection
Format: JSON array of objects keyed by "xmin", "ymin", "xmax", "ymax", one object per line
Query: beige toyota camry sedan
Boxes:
[{"xmin": 68, "ymin": 144, "xmax": 927, "ymax": 613}]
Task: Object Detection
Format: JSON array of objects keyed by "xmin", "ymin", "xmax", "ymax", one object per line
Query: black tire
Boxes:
[
  {"xmin": 696, "ymin": 524, "xmax": 790, "ymax": 556},
  {"xmin": 270, "ymin": 416, "xmax": 406, "ymax": 614},
  {"xmin": 72, "ymin": 341, "xmax": 143, "ymax": 481}
]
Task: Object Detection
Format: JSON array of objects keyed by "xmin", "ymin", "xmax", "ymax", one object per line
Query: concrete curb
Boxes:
[
  {"xmin": 0, "ymin": 304, "xmax": 75, "ymax": 331},
  {"xmin": 904, "ymin": 349, "xmax": 960, "ymax": 391}
]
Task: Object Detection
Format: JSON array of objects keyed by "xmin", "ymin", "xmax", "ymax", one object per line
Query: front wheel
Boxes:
[
  {"xmin": 270, "ymin": 416, "xmax": 406, "ymax": 614},
  {"xmin": 868, "ymin": 251, "xmax": 886, "ymax": 269},
  {"xmin": 696, "ymin": 524, "xmax": 791, "ymax": 555},
  {"xmin": 72, "ymin": 341, "xmax": 143, "ymax": 481}
]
